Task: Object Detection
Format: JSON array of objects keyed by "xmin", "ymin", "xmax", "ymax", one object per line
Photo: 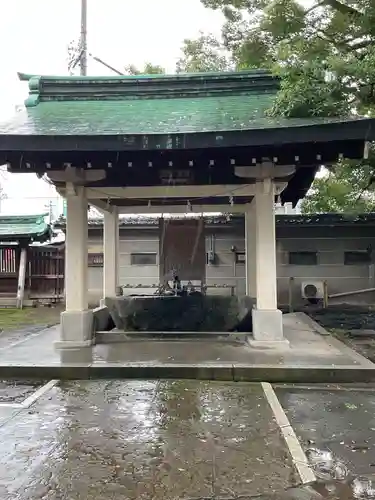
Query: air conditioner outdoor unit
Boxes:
[{"xmin": 301, "ymin": 281, "xmax": 324, "ymax": 299}]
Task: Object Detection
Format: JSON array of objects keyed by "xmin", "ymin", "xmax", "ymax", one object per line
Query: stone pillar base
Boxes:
[
  {"xmin": 55, "ymin": 310, "xmax": 94, "ymax": 349},
  {"xmin": 249, "ymin": 308, "xmax": 289, "ymax": 349},
  {"xmin": 54, "ymin": 339, "xmax": 93, "ymax": 349},
  {"xmin": 248, "ymin": 338, "xmax": 290, "ymax": 349}
]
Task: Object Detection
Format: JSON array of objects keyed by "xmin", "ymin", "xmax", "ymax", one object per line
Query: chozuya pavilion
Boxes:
[{"xmin": 0, "ymin": 69, "xmax": 373, "ymax": 348}]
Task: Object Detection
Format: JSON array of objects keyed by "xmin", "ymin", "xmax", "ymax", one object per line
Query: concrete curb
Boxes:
[
  {"xmin": 0, "ymin": 363, "xmax": 375, "ymax": 382},
  {"xmin": 296, "ymin": 312, "xmax": 375, "ymax": 368},
  {"xmin": 294, "ymin": 312, "xmax": 330, "ymax": 336},
  {"xmin": 261, "ymin": 382, "xmax": 316, "ymax": 484},
  {"xmin": 326, "ymin": 335, "xmax": 375, "ymax": 367}
]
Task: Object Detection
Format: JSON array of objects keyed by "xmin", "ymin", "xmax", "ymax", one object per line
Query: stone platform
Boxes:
[{"xmin": 0, "ymin": 313, "xmax": 374, "ymax": 382}]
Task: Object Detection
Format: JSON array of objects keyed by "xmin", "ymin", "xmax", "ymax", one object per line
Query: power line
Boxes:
[{"xmin": 89, "ymin": 53, "xmax": 124, "ymax": 76}]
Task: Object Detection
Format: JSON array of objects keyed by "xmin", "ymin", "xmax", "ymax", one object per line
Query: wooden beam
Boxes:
[
  {"xmin": 116, "ymin": 204, "xmax": 248, "ymax": 214},
  {"xmin": 88, "ymin": 199, "xmax": 114, "ymax": 214},
  {"xmin": 85, "ymin": 183, "xmax": 287, "ymax": 200}
]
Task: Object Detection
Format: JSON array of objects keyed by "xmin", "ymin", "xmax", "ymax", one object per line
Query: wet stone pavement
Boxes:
[
  {"xmin": 0, "ymin": 380, "xmax": 298, "ymax": 500},
  {"xmin": 0, "ymin": 379, "xmax": 45, "ymax": 404},
  {"xmin": 276, "ymin": 384, "xmax": 375, "ymax": 499},
  {"xmin": 0, "ymin": 324, "xmax": 54, "ymax": 351}
]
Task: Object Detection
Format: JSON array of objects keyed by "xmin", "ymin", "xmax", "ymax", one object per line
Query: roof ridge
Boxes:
[
  {"xmin": 17, "ymin": 70, "xmax": 279, "ymax": 107},
  {"xmin": 0, "ymin": 213, "xmax": 47, "ymax": 221},
  {"xmin": 18, "ymin": 69, "xmax": 272, "ymax": 82}
]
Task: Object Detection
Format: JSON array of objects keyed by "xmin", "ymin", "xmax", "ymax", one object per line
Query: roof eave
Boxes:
[
  {"xmin": 54, "ymin": 214, "xmax": 375, "ymax": 230},
  {"xmin": 1, "ymin": 119, "xmax": 374, "ymax": 154}
]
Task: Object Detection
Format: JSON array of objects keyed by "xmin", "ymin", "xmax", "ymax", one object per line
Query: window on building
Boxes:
[
  {"xmin": 130, "ymin": 253, "xmax": 157, "ymax": 265},
  {"xmin": 88, "ymin": 253, "xmax": 103, "ymax": 267},
  {"xmin": 289, "ymin": 251, "xmax": 317, "ymax": 266},
  {"xmin": 344, "ymin": 251, "xmax": 371, "ymax": 265}
]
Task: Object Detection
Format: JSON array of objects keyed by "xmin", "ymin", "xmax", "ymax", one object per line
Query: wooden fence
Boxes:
[{"xmin": 0, "ymin": 245, "xmax": 65, "ymax": 300}]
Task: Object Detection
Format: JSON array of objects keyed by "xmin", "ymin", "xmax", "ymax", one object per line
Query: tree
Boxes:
[
  {"xmin": 195, "ymin": 0, "xmax": 375, "ymax": 116},
  {"xmin": 176, "ymin": 32, "xmax": 233, "ymax": 73},
  {"xmin": 186, "ymin": 0, "xmax": 375, "ymax": 211},
  {"xmin": 125, "ymin": 63, "xmax": 165, "ymax": 75},
  {"xmin": 301, "ymin": 153, "xmax": 375, "ymax": 213}
]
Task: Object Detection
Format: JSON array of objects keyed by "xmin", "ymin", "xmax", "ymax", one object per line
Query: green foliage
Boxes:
[
  {"xmin": 124, "ymin": 2, "xmax": 375, "ymax": 212},
  {"xmin": 125, "ymin": 63, "xmax": 165, "ymax": 75},
  {"xmin": 260, "ymin": 0, "xmax": 306, "ymax": 42},
  {"xmin": 178, "ymin": 0, "xmax": 375, "ymax": 212},
  {"xmin": 190, "ymin": 0, "xmax": 375, "ymax": 116},
  {"xmin": 268, "ymin": 63, "xmax": 351, "ymax": 118},
  {"xmin": 176, "ymin": 33, "xmax": 232, "ymax": 73},
  {"xmin": 301, "ymin": 150, "xmax": 375, "ymax": 213}
]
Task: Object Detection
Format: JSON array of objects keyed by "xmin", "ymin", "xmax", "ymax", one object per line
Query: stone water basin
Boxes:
[{"xmin": 105, "ymin": 295, "xmax": 253, "ymax": 332}]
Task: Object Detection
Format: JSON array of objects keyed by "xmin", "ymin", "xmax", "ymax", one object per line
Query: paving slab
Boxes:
[
  {"xmin": 0, "ymin": 314, "xmax": 373, "ymax": 382},
  {"xmin": 0, "ymin": 380, "xmax": 298, "ymax": 500},
  {"xmin": 0, "ymin": 407, "xmax": 20, "ymax": 427},
  {"xmin": 0, "ymin": 324, "xmax": 55, "ymax": 350},
  {"xmin": 275, "ymin": 384, "xmax": 375, "ymax": 478}
]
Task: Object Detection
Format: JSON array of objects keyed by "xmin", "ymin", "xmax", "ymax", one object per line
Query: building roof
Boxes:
[
  {"xmin": 54, "ymin": 213, "xmax": 375, "ymax": 230},
  {"xmin": 1, "ymin": 70, "xmax": 374, "ymax": 210},
  {"xmin": 9, "ymin": 70, "xmax": 279, "ymax": 136},
  {"xmin": 0, "ymin": 70, "xmax": 372, "ymax": 140},
  {"xmin": 0, "ymin": 214, "xmax": 53, "ymax": 243}
]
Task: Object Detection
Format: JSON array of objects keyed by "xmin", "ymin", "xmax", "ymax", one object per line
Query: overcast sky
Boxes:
[{"xmin": 0, "ymin": 0, "xmax": 224, "ymax": 215}]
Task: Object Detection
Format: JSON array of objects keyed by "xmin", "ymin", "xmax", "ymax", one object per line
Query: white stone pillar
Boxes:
[
  {"xmin": 57, "ymin": 186, "xmax": 93, "ymax": 348},
  {"xmin": 250, "ymin": 179, "xmax": 287, "ymax": 347},
  {"xmin": 102, "ymin": 207, "xmax": 119, "ymax": 302},
  {"xmin": 245, "ymin": 202, "xmax": 256, "ymax": 300},
  {"xmin": 65, "ymin": 188, "xmax": 88, "ymax": 312}
]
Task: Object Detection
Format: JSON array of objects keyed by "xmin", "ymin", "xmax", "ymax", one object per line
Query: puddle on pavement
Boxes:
[
  {"xmin": 0, "ymin": 379, "xmax": 46, "ymax": 404},
  {"xmin": 275, "ymin": 386, "xmax": 375, "ymax": 500},
  {"xmin": 303, "ymin": 447, "xmax": 375, "ymax": 499},
  {"xmin": 263, "ymin": 480, "xmax": 375, "ymax": 499},
  {"xmin": 257, "ymin": 449, "xmax": 375, "ymax": 499}
]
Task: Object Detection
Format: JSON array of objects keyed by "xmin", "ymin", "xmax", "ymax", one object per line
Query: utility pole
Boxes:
[
  {"xmin": 68, "ymin": 0, "xmax": 124, "ymax": 76},
  {"xmin": 80, "ymin": 0, "xmax": 88, "ymax": 76}
]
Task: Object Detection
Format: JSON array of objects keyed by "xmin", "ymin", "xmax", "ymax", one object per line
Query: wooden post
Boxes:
[
  {"xmin": 28, "ymin": 261, "xmax": 32, "ymax": 295},
  {"xmin": 288, "ymin": 277, "xmax": 294, "ymax": 313},
  {"xmin": 323, "ymin": 280, "xmax": 328, "ymax": 309},
  {"xmin": 16, "ymin": 247, "xmax": 28, "ymax": 309}
]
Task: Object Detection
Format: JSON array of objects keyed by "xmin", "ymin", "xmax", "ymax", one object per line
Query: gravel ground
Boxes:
[{"xmin": 305, "ymin": 305, "xmax": 375, "ymax": 331}]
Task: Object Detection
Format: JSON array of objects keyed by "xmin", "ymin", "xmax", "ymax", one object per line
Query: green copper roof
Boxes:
[
  {"xmin": 0, "ymin": 70, "xmax": 371, "ymax": 138},
  {"xmin": 0, "ymin": 214, "xmax": 52, "ymax": 242},
  {"xmin": 0, "ymin": 70, "xmax": 281, "ymax": 136}
]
